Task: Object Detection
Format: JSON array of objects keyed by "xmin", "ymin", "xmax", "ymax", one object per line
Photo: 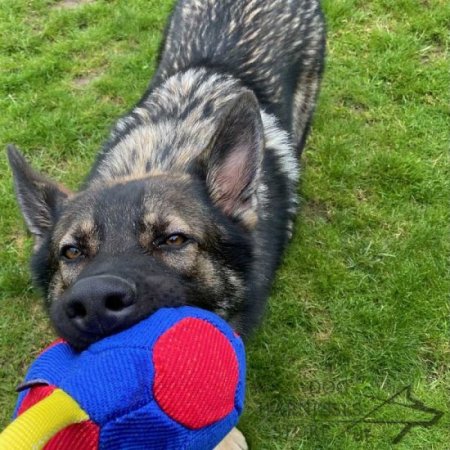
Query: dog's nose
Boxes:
[{"xmin": 64, "ymin": 275, "xmax": 136, "ymax": 337}]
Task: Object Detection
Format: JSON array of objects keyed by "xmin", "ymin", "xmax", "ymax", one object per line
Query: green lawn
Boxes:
[{"xmin": 0, "ymin": 0, "xmax": 449, "ymax": 448}]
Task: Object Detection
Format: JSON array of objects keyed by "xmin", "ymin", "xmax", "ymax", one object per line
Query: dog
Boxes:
[{"xmin": 8, "ymin": 0, "xmax": 325, "ymax": 447}]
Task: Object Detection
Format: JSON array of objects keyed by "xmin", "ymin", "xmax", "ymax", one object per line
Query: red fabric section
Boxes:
[
  {"xmin": 153, "ymin": 317, "xmax": 239, "ymax": 429},
  {"xmin": 44, "ymin": 420, "xmax": 100, "ymax": 450},
  {"xmin": 17, "ymin": 385, "xmax": 56, "ymax": 416}
]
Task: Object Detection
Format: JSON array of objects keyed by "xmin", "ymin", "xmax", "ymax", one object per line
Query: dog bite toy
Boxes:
[{"xmin": 0, "ymin": 306, "xmax": 246, "ymax": 450}]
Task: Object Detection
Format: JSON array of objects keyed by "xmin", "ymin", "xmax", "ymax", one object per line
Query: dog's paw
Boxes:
[{"xmin": 214, "ymin": 428, "xmax": 248, "ymax": 450}]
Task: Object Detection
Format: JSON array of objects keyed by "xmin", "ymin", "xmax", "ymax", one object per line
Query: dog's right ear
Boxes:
[
  {"xmin": 197, "ymin": 92, "xmax": 264, "ymax": 229},
  {"xmin": 7, "ymin": 145, "xmax": 72, "ymax": 242}
]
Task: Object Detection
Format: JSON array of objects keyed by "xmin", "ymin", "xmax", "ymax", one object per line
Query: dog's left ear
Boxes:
[
  {"xmin": 7, "ymin": 145, "xmax": 72, "ymax": 244},
  {"xmin": 201, "ymin": 91, "xmax": 264, "ymax": 229}
]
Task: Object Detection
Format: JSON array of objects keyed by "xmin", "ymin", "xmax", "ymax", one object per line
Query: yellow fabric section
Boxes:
[{"xmin": 0, "ymin": 389, "xmax": 89, "ymax": 450}]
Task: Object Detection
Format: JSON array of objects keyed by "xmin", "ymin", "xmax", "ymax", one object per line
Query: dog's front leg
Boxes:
[{"xmin": 214, "ymin": 427, "xmax": 248, "ymax": 450}]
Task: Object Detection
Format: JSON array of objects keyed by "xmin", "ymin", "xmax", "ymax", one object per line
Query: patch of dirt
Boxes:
[
  {"xmin": 420, "ymin": 44, "xmax": 446, "ymax": 64},
  {"xmin": 355, "ymin": 189, "xmax": 368, "ymax": 202},
  {"xmin": 72, "ymin": 71, "xmax": 101, "ymax": 88},
  {"xmin": 53, "ymin": 0, "xmax": 95, "ymax": 10},
  {"xmin": 339, "ymin": 96, "xmax": 370, "ymax": 113},
  {"xmin": 7, "ymin": 231, "xmax": 27, "ymax": 252},
  {"xmin": 304, "ymin": 199, "xmax": 334, "ymax": 222},
  {"xmin": 314, "ymin": 326, "xmax": 334, "ymax": 343}
]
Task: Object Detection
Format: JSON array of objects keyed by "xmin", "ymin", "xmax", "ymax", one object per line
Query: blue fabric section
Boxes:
[
  {"xmin": 62, "ymin": 348, "xmax": 154, "ymax": 426},
  {"xmin": 88, "ymin": 307, "xmax": 189, "ymax": 354},
  {"xmin": 13, "ymin": 391, "xmax": 27, "ymax": 419},
  {"xmin": 13, "ymin": 341, "xmax": 77, "ymax": 418},
  {"xmin": 100, "ymin": 400, "xmax": 188, "ymax": 450},
  {"xmin": 14, "ymin": 306, "xmax": 246, "ymax": 448},
  {"xmin": 183, "ymin": 409, "xmax": 240, "ymax": 450},
  {"xmin": 233, "ymin": 335, "xmax": 246, "ymax": 416},
  {"xmin": 100, "ymin": 397, "xmax": 239, "ymax": 450},
  {"xmin": 22, "ymin": 342, "xmax": 77, "ymax": 387}
]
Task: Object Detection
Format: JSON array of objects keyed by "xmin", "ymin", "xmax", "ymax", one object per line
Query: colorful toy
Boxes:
[{"xmin": 0, "ymin": 306, "xmax": 246, "ymax": 450}]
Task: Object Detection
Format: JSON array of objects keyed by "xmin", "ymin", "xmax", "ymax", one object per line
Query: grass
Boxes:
[{"xmin": 0, "ymin": 0, "xmax": 449, "ymax": 448}]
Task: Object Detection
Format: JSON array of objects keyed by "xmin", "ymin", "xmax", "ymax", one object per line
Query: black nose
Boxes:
[{"xmin": 64, "ymin": 275, "xmax": 137, "ymax": 337}]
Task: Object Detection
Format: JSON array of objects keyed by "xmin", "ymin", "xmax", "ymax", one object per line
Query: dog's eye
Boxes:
[
  {"xmin": 153, "ymin": 233, "xmax": 192, "ymax": 250},
  {"xmin": 61, "ymin": 245, "xmax": 83, "ymax": 260},
  {"xmin": 165, "ymin": 234, "xmax": 187, "ymax": 247}
]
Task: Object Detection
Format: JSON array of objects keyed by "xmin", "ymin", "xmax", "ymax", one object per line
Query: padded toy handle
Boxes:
[{"xmin": 0, "ymin": 389, "xmax": 88, "ymax": 450}]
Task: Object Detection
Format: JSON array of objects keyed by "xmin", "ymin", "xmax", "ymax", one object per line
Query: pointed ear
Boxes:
[
  {"xmin": 7, "ymin": 145, "xmax": 72, "ymax": 241},
  {"xmin": 202, "ymin": 92, "xmax": 264, "ymax": 229}
]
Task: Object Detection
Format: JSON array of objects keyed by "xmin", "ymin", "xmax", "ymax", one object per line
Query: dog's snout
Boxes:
[{"xmin": 64, "ymin": 275, "xmax": 136, "ymax": 337}]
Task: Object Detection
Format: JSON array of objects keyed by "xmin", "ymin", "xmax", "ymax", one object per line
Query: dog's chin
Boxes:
[
  {"xmin": 65, "ymin": 335, "xmax": 97, "ymax": 352},
  {"xmin": 50, "ymin": 317, "xmax": 103, "ymax": 351}
]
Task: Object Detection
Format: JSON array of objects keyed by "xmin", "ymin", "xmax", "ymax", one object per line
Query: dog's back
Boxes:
[{"xmin": 153, "ymin": 0, "xmax": 325, "ymax": 149}]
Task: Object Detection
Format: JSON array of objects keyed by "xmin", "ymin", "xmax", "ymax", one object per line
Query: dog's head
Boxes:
[{"xmin": 8, "ymin": 93, "xmax": 263, "ymax": 349}]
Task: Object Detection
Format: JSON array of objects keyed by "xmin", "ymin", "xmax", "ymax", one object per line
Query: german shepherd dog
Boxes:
[{"xmin": 8, "ymin": 0, "xmax": 325, "ymax": 447}]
